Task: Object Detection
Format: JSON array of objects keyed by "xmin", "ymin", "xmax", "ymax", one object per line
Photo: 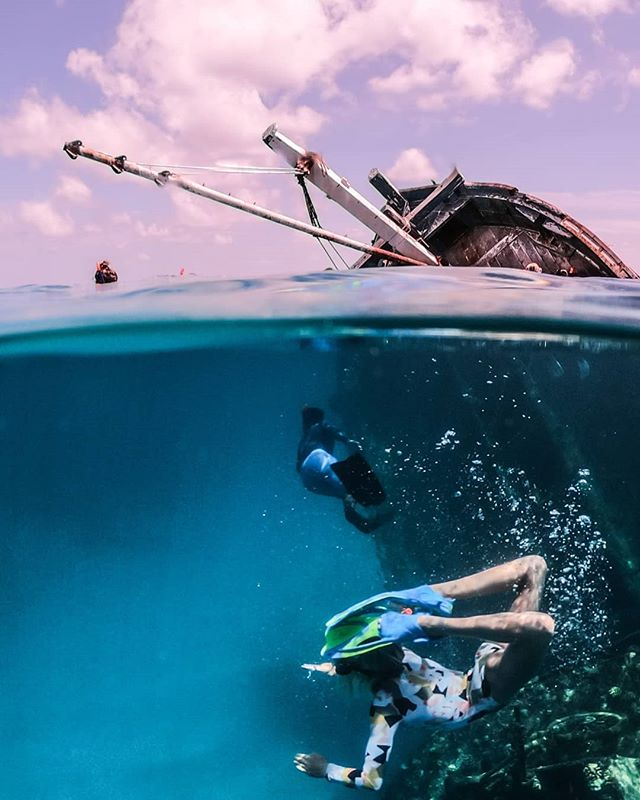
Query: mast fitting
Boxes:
[{"xmin": 62, "ymin": 140, "xmax": 83, "ymax": 160}]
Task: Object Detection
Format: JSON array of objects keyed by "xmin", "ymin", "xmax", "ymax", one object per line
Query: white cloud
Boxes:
[
  {"xmin": 629, "ymin": 67, "xmax": 640, "ymax": 86},
  {"xmin": 364, "ymin": 1, "xmax": 532, "ymax": 105},
  {"xmin": 575, "ymin": 69, "xmax": 600, "ymax": 99},
  {"xmin": 370, "ymin": 65, "xmax": 438, "ymax": 95},
  {"xmin": 55, "ymin": 175, "xmax": 92, "ymax": 203},
  {"xmin": 92, "ymin": 0, "xmax": 330, "ymax": 157},
  {"xmin": 133, "ymin": 220, "xmax": 170, "ymax": 238},
  {"xmin": 112, "ymin": 212, "xmax": 132, "ymax": 224},
  {"xmin": 545, "ymin": 0, "xmax": 636, "ymax": 16},
  {"xmin": 416, "ymin": 95, "xmax": 448, "ymax": 111},
  {"xmin": 386, "ymin": 148, "xmax": 438, "ymax": 184},
  {"xmin": 19, "ymin": 201, "xmax": 73, "ymax": 237},
  {"xmin": 0, "ymin": 0, "xmax": 582, "ymax": 179},
  {"xmin": 512, "ymin": 39, "xmax": 577, "ymax": 109},
  {"xmin": 0, "ymin": 88, "xmax": 175, "ymax": 163},
  {"xmin": 67, "ymin": 48, "xmax": 140, "ymax": 101}
]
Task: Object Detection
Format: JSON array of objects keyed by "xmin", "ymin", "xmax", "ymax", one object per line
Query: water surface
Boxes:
[{"xmin": 1, "ymin": 267, "xmax": 639, "ymax": 799}]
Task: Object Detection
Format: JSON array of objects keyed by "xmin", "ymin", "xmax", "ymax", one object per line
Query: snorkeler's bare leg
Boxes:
[
  {"xmin": 417, "ymin": 609, "xmax": 553, "ymax": 644},
  {"xmin": 482, "ymin": 556, "xmax": 551, "ymax": 702},
  {"xmin": 482, "ymin": 614, "xmax": 554, "ymax": 704},
  {"xmin": 421, "ymin": 556, "xmax": 552, "ymax": 705},
  {"xmin": 417, "ymin": 609, "xmax": 554, "ymax": 704},
  {"xmin": 431, "ymin": 555, "xmax": 547, "ymax": 611}
]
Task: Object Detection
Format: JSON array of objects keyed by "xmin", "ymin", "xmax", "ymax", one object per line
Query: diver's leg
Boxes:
[
  {"xmin": 342, "ymin": 497, "xmax": 394, "ymax": 534},
  {"xmin": 343, "ymin": 498, "xmax": 375, "ymax": 534},
  {"xmin": 417, "ymin": 609, "xmax": 554, "ymax": 704},
  {"xmin": 300, "ymin": 449, "xmax": 347, "ymax": 499},
  {"xmin": 481, "ymin": 555, "xmax": 551, "ymax": 703},
  {"xmin": 481, "ymin": 616, "xmax": 554, "ymax": 704},
  {"xmin": 417, "ymin": 609, "xmax": 553, "ymax": 644},
  {"xmin": 431, "ymin": 556, "xmax": 547, "ymax": 608},
  {"xmin": 421, "ymin": 556, "xmax": 552, "ymax": 705}
]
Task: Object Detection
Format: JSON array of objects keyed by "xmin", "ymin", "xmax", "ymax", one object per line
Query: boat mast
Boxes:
[
  {"xmin": 262, "ymin": 125, "xmax": 438, "ymax": 266},
  {"xmin": 62, "ymin": 140, "xmax": 430, "ymax": 268}
]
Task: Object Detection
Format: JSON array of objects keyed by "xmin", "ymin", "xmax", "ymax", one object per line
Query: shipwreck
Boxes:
[{"xmin": 63, "ymin": 125, "xmax": 637, "ymax": 279}]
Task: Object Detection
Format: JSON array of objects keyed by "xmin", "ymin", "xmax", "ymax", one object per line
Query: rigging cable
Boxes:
[
  {"xmin": 296, "ymin": 175, "xmax": 350, "ymax": 271},
  {"xmin": 139, "ymin": 162, "xmax": 302, "ymax": 175},
  {"xmin": 140, "ymin": 160, "xmax": 351, "ymax": 269}
]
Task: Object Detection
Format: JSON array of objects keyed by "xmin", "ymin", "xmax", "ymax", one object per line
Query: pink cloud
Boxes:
[
  {"xmin": 66, "ymin": 48, "xmax": 140, "ymax": 101},
  {"xmin": 512, "ymin": 39, "xmax": 577, "ymax": 109},
  {"xmin": 386, "ymin": 148, "xmax": 438, "ymax": 185},
  {"xmin": 365, "ymin": 1, "xmax": 532, "ymax": 106},
  {"xmin": 19, "ymin": 201, "xmax": 73, "ymax": 237},
  {"xmin": 133, "ymin": 220, "xmax": 170, "ymax": 238},
  {"xmin": 0, "ymin": 0, "xmax": 591, "ymax": 179},
  {"xmin": 55, "ymin": 175, "xmax": 92, "ymax": 204},
  {"xmin": 545, "ymin": 0, "xmax": 637, "ymax": 16},
  {"xmin": 369, "ymin": 65, "xmax": 438, "ymax": 95},
  {"xmin": 0, "ymin": 89, "xmax": 175, "ymax": 163}
]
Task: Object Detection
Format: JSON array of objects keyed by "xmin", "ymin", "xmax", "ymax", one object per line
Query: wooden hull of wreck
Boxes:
[{"xmin": 354, "ymin": 174, "xmax": 638, "ymax": 278}]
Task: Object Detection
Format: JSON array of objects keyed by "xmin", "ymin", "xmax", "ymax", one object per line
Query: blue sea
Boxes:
[{"xmin": 2, "ymin": 267, "xmax": 640, "ymax": 800}]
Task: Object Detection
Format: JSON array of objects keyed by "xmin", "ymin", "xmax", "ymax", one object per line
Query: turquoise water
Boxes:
[{"xmin": 1, "ymin": 267, "xmax": 640, "ymax": 799}]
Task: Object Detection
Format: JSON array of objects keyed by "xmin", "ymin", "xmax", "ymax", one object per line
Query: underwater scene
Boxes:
[{"xmin": 2, "ymin": 268, "xmax": 640, "ymax": 800}]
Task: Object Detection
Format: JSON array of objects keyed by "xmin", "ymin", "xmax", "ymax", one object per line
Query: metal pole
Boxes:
[
  {"xmin": 262, "ymin": 125, "xmax": 439, "ymax": 265},
  {"xmin": 62, "ymin": 141, "xmax": 431, "ymax": 268}
]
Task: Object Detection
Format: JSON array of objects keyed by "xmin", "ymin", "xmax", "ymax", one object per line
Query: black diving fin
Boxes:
[{"xmin": 331, "ymin": 452, "xmax": 386, "ymax": 506}]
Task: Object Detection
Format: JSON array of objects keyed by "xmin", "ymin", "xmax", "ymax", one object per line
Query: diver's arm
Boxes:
[
  {"xmin": 329, "ymin": 425, "xmax": 362, "ymax": 451},
  {"xmin": 341, "ymin": 432, "xmax": 363, "ymax": 450},
  {"xmin": 328, "ymin": 705, "xmax": 399, "ymax": 790},
  {"xmin": 324, "ymin": 423, "xmax": 350, "ymax": 444},
  {"xmin": 304, "ymin": 704, "xmax": 399, "ymax": 790}
]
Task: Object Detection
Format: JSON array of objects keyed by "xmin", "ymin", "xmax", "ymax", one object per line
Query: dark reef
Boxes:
[
  {"xmin": 386, "ymin": 642, "xmax": 640, "ymax": 799},
  {"xmin": 334, "ymin": 334, "xmax": 640, "ymax": 799}
]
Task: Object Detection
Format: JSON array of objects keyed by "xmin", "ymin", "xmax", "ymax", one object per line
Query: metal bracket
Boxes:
[
  {"xmin": 111, "ymin": 155, "xmax": 127, "ymax": 174},
  {"xmin": 62, "ymin": 140, "xmax": 83, "ymax": 160}
]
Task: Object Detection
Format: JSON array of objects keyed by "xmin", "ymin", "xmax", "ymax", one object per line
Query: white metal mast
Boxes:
[
  {"xmin": 262, "ymin": 125, "xmax": 438, "ymax": 266},
  {"xmin": 62, "ymin": 140, "xmax": 431, "ymax": 268}
]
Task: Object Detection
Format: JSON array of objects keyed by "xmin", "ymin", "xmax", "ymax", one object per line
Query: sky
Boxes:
[{"xmin": 0, "ymin": 0, "xmax": 639, "ymax": 286}]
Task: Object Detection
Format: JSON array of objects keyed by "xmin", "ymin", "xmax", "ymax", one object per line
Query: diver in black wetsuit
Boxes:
[{"xmin": 296, "ymin": 406, "xmax": 393, "ymax": 534}]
